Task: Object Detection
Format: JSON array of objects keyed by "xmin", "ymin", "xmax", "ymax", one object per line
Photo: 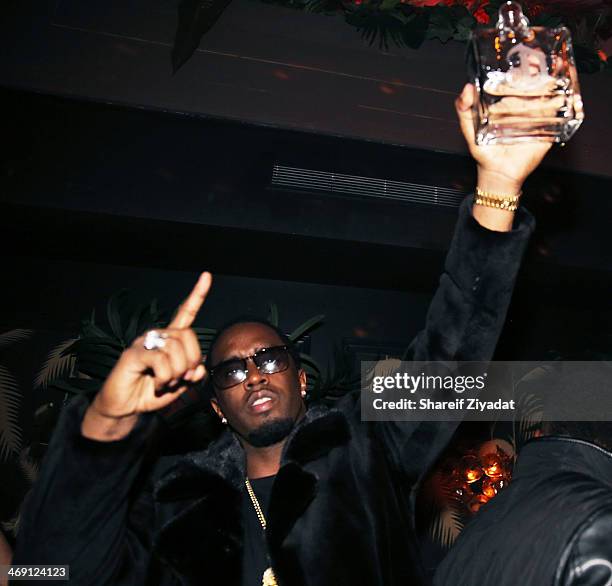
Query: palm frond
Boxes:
[
  {"xmin": 346, "ymin": 7, "xmax": 424, "ymax": 51},
  {"xmin": 369, "ymin": 358, "xmax": 402, "ymax": 379},
  {"xmin": 0, "ymin": 329, "xmax": 32, "ymax": 349},
  {"xmin": 515, "ymin": 391, "xmax": 544, "ymax": 445},
  {"xmin": 0, "ymin": 365, "xmax": 23, "ymax": 460},
  {"xmin": 312, "ymin": 344, "xmax": 361, "ymax": 402},
  {"xmin": 1, "ymin": 515, "xmax": 20, "ymax": 537},
  {"xmin": 33, "ymin": 338, "xmax": 77, "ymax": 390},
  {"xmin": 305, "ymin": 0, "xmax": 343, "ymax": 13},
  {"xmin": 514, "ymin": 363, "xmax": 557, "ymax": 387},
  {"xmin": 18, "ymin": 446, "xmax": 39, "ymax": 484},
  {"xmin": 429, "ymin": 504, "xmax": 465, "ymax": 549},
  {"xmin": 289, "ymin": 315, "xmax": 325, "ymax": 343}
]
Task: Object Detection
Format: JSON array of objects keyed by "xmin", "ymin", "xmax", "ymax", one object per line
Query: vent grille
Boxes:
[{"xmin": 271, "ymin": 164, "xmax": 466, "ymax": 208}]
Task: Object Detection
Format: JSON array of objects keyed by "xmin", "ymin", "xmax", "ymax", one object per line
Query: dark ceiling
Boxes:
[
  {"xmin": 1, "ymin": 0, "xmax": 612, "ymax": 312},
  {"xmin": 2, "ymin": 0, "xmax": 612, "ymax": 178}
]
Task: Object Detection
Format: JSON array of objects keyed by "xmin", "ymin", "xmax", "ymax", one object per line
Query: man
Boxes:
[
  {"xmin": 433, "ymin": 373, "xmax": 612, "ymax": 586},
  {"xmin": 13, "ymin": 85, "xmax": 550, "ymax": 585}
]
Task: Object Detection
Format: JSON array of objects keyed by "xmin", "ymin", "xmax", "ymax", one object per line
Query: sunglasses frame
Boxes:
[{"xmin": 209, "ymin": 344, "xmax": 291, "ymax": 389}]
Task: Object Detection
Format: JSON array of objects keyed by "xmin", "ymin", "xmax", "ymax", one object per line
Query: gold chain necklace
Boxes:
[{"xmin": 245, "ymin": 478, "xmax": 279, "ymax": 586}]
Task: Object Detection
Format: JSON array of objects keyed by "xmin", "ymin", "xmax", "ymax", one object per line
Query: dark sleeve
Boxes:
[
  {"xmin": 406, "ymin": 195, "xmax": 535, "ymax": 362},
  {"xmin": 556, "ymin": 508, "xmax": 612, "ymax": 586},
  {"xmin": 12, "ymin": 395, "xmax": 160, "ymax": 586},
  {"xmin": 376, "ymin": 196, "xmax": 535, "ymax": 482}
]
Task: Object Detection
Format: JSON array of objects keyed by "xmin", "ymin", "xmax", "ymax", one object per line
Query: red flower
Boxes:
[
  {"xmin": 474, "ymin": 6, "xmax": 490, "ymax": 23},
  {"xmin": 408, "ymin": 0, "xmax": 447, "ymax": 6},
  {"xmin": 408, "ymin": 0, "xmax": 491, "ymax": 23}
]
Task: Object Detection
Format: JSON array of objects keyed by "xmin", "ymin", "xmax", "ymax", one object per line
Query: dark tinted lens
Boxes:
[
  {"xmin": 212, "ymin": 359, "xmax": 247, "ymax": 389},
  {"xmin": 253, "ymin": 346, "xmax": 290, "ymax": 375}
]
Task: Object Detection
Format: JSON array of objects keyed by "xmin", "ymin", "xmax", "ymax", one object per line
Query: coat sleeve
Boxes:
[
  {"xmin": 556, "ymin": 508, "xmax": 612, "ymax": 586},
  {"xmin": 375, "ymin": 196, "xmax": 535, "ymax": 483},
  {"xmin": 406, "ymin": 196, "xmax": 535, "ymax": 363},
  {"xmin": 12, "ymin": 394, "xmax": 162, "ymax": 586}
]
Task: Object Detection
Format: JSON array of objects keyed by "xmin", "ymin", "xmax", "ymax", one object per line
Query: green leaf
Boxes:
[
  {"xmin": 18, "ymin": 447, "xmax": 40, "ymax": 484},
  {"xmin": 289, "ymin": 315, "xmax": 325, "ymax": 342},
  {"xmin": 79, "ymin": 351, "xmax": 120, "ymax": 370},
  {"xmin": 77, "ymin": 361, "xmax": 113, "ymax": 381},
  {"xmin": 305, "ymin": 0, "xmax": 343, "ymax": 13},
  {"xmin": 402, "ymin": 11, "xmax": 429, "ymax": 48},
  {"xmin": 0, "ymin": 329, "xmax": 32, "ymax": 349},
  {"xmin": 0, "ymin": 365, "xmax": 22, "ymax": 460},
  {"xmin": 34, "ymin": 338, "xmax": 77, "ymax": 390},
  {"xmin": 125, "ymin": 302, "xmax": 149, "ymax": 345},
  {"xmin": 380, "ymin": 0, "xmax": 400, "ymax": 12},
  {"xmin": 136, "ymin": 299, "xmax": 164, "ymax": 341},
  {"xmin": 299, "ymin": 352, "xmax": 323, "ymax": 376},
  {"xmin": 347, "ymin": 8, "xmax": 414, "ymax": 51},
  {"xmin": 426, "ymin": 8, "xmax": 455, "ymax": 43},
  {"xmin": 429, "ymin": 502, "xmax": 464, "ymax": 549},
  {"xmin": 81, "ymin": 318, "xmax": 110, "ymax": 339},
  {"xmin": 448, "ymin": 4, "xmax": 470, "ymax": 18},
  {"xmin": 454, "ymin": 14, "xmax": 476, "ymax": 41}
]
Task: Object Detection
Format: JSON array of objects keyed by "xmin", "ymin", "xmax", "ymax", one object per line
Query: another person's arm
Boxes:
[{"xmin": 1, "ymin": 528, "xmax": 12, "ymax": 586}]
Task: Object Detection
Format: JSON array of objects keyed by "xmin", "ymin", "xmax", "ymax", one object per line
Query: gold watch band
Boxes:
[{"xmin": 474, "ymin": 187, "xmax": 521, "ymax": 212}]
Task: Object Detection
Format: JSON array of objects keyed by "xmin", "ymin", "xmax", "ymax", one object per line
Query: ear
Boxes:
[
  {"xmin": 209, "ymin": 397, "xmax": 224, "ymax": 421},
  {"xmin": 299, "ymin": 369, "xmax": 307, "ymax": 396}
]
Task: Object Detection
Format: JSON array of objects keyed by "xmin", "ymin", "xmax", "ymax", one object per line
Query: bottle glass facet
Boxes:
[{"xmin": 468, "ymin": 2, "xmax": 584, "ymax": 145}]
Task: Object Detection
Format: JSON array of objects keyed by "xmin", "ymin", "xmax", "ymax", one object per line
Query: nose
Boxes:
[{"xmin": 244, "ymin": 358, "xmax": 269, "ymax": 390}]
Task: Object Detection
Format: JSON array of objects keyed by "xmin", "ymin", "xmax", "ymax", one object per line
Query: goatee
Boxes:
[{"xmin": 246, "ymin": 417, "xmax": 295, "ymax": 447}]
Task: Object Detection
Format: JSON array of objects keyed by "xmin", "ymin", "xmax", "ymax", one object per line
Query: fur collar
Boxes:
[
  {"xmin": 154, "ymin": 404, "xmax": 350, "ymax": 499},
  {"xmin": 152, "ymin": 403, "xmax": 351, "ymax": 583}
]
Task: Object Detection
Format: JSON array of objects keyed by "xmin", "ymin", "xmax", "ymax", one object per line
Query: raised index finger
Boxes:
[{"xmin": 169, "ymin": 272, "xmax": 212, "ymax": 329}]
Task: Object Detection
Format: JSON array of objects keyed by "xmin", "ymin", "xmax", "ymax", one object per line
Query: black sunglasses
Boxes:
[{"xmin": 209, "ymin": 345, "xmax": 292, "ymax": 389}]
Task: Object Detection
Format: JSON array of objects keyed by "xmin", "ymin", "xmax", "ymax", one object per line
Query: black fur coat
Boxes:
[{"xmin": 13, "ymin": 199, "xmax": 535, "ymax": 586}]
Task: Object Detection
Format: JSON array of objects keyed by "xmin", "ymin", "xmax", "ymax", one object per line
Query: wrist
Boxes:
[
  {"xmin": 90, "ymin": 395, "xmax": 134, "ymax": 420},
  {"xmin": 476, "ymin": 168, "xmax": 523, "ymax": 196},
  {"xmin": 81, "ymin": 397, "xmax": 139, "ymax": 441}
]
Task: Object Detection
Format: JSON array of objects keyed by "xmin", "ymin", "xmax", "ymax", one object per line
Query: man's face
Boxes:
[{"xmin": 209, "ymin": 322, "xmax": 306, "ymax": 447}]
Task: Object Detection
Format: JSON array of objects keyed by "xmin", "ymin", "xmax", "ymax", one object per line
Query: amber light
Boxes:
[{"xmin": 482, "ymin": 454, "xmax": 503, "ymax": 479}]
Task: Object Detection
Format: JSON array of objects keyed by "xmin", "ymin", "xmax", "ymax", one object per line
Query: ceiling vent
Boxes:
[{"xmin": 271, "ymin": 164, "xmax": 466, "ymax": 208}]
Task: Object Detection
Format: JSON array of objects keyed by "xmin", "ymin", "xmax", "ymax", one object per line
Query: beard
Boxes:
[{"xmin": 246, "ymin": 417, "xmax": 295, "ymax": 447}]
